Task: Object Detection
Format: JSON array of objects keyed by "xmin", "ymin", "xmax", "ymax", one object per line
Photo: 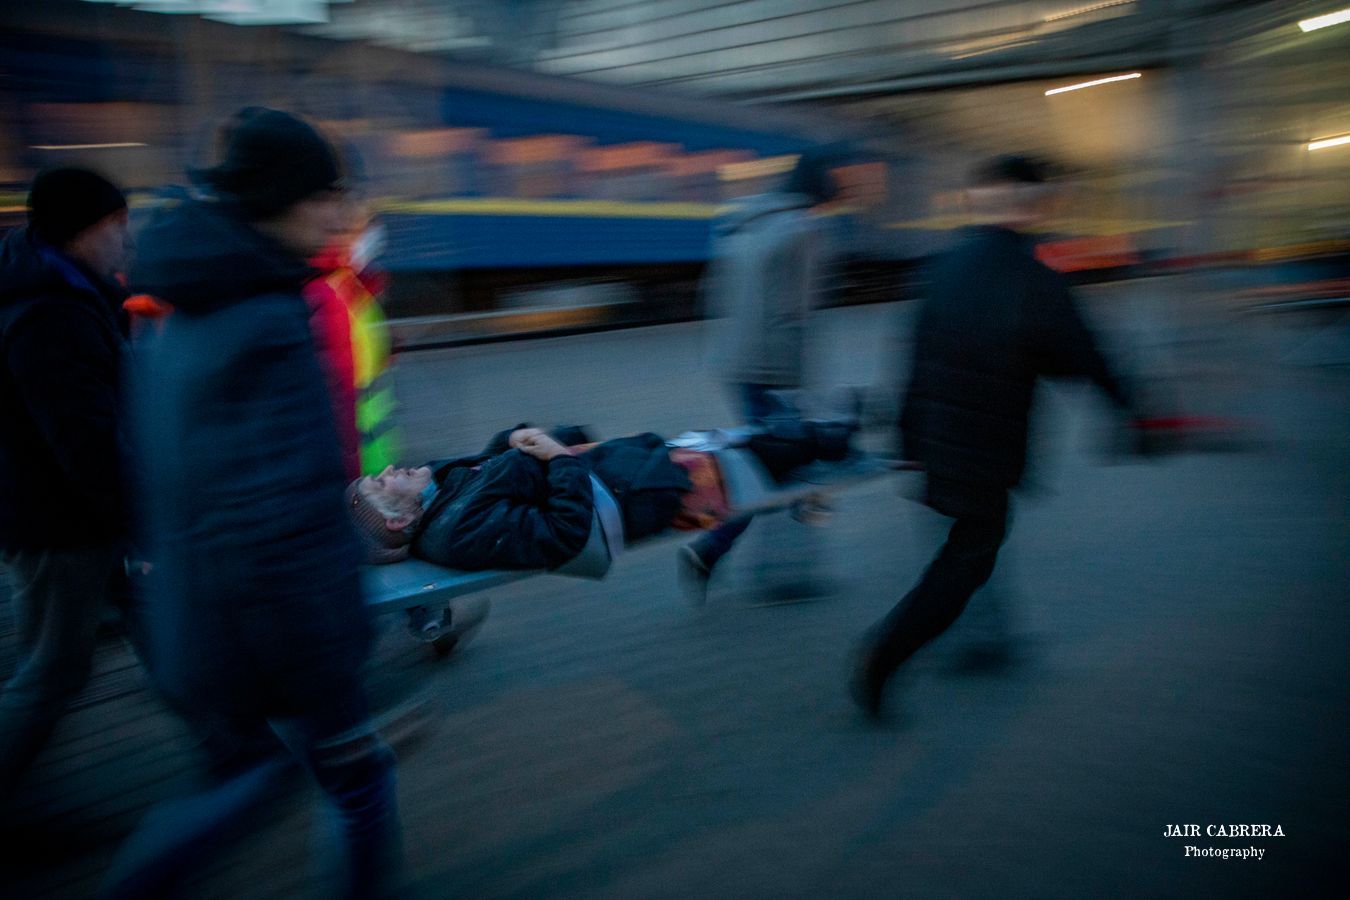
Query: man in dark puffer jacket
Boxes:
[
  {"xmin": 852, "ymin": 155, "xmax": 1138, "ymax": 717},
  {"xmin": 0, "ymin": 168, "xmax": 131, "ymax": 805},
  {"xmin": 106, "ymin": 109, "xmax": 400, "ymax": 898}
]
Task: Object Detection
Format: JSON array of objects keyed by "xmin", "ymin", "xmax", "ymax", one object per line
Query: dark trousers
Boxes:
[
  {"xmin": 692, "ymin": 383, "xmax": 778, "ymax": 568},
  {"xmin": 100, "ymin": 679, "xmax": 401, "ymax": 899},
  {"xmin": 0, "ymin": 543, "xmax": 123, "ymax": 805},
  {"xmin": 866, "ymin": 488, "xmax": 1009, "ymax": 677}
]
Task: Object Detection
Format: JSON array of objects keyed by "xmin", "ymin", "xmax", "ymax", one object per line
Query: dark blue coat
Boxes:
[
  {"xmin": 412, "ymin": 432, "xmax": 690, "ymax": 570},
  {"xmin": 129, "ymin": 199, "xmax": 370, "ymax": 718},
  {"xmin": 0, "ymin": 227, "xmax": 128, "ymax": 550},
  {"xmin": 414, "ymin": 450, "xmax": 595, "ymax": 571}
]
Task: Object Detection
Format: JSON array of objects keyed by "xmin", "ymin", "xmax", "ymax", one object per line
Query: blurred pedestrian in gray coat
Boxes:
[{"xmin": 680, "ymin": 148, "xmax": 841, "ymax": 602}]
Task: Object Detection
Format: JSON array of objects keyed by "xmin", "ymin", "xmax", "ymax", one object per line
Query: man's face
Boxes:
[
  {"xmin": 359, "ymin": 465, "xmax": 433, "ymax": 524},
  {"xmin": 271, "ymin": 189, "xmax": 350, "ymax": 258},
  {"xmin": 68, "ymin": 208, "xmax": 131, "ymax": 280}
]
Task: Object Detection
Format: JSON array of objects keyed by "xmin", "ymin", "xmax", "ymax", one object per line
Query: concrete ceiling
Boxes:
[
  {"xmin": 75, "ymin": 1, "xmax": 1348, "ymax": 104},
  {"xmin": 294, "ymin": 0, "xmax": 1335, "ymax": 100}
]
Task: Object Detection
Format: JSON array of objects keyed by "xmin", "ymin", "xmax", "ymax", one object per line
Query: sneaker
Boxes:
[
  {"xmin": 677, "ymin": 545, "xmax": 712, "ymax": 606},
  {"xmin": 370, "ymin": 691, "xmax": 439, "ymax": 753},
  {"xmin": 429, "ymin": 597, "xmax": 490, "ymax": 658},
  {"xmin": 790, "ymin": 493, "xmax": 834, "ymax": 526}
]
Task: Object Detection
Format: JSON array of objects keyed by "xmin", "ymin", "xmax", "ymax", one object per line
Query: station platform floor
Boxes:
[{"xmin": 2, "ymin": 279, "xmax": 1347, "ymax": 898}]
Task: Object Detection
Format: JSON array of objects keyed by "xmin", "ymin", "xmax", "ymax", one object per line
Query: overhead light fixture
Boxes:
[
  {"xmin": 1298, "ymin": 7, "xmax": 1350, "ymax": 32},
  {"xmin": 1044, "ymin": 72, "xmax": 1141, "ymax": 95},
  {"xmin": 1307, "ymin": 133, "xmax": 1350, "ymax": 151},
  {"xmin": 1044, "ymin": 0, "xmax": 1135, "ymax": 24},
  {"xmin": 77, "ymin": 2, "xmax": 337, "ymax": 25},
  {"xmin": 31, "ymin": 142, "xmax": 148, "ymax": 150}
]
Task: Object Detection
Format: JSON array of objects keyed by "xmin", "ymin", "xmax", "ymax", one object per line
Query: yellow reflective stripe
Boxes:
[
  {"xmin": 377, "ymin": 197, "xmax": 719, "ymax": 219},
  {"xmin": 349, "ymin": 304, "xmax": 391, "ymax": 387}
]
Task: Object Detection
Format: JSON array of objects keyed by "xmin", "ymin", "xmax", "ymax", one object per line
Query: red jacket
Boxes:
[{"xmin": 303, "ymin": 254, "xmax": 361, "ymax": 482}]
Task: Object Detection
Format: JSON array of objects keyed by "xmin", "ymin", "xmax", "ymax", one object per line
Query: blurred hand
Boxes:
[
  {"xmin": 1129, "ymin": 419, "xmax": 1161, "ymax": 457},
  {"xmin": 1103, "ymin": 415, "xmax": 1169, "ymax": 461},
  {"xmin": 515, "ymin": 431, "xmax": 570, "ymax": 461},
  {"xmin": 509, "ymin": 427, "xmax": 546, "ymax": 450}
]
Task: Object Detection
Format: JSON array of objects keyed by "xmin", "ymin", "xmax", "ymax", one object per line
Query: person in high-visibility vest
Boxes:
[{"xmin": 306, "ymin": 221, "xmax": 401, "ymax": 480}]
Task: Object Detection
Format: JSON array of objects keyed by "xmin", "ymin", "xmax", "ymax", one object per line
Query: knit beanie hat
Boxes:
[
  {"xmin": 784, "ymin": 145, "xmax": 846, "ymax": 205},
  {"xmin": 27, "ymin": 168, "xmax": 127, "ymax": 247},
  {"xmin": 197, "ymin": 107, "xmax": 344, "ymax": 220},
  {"xmin": 345, "ymin": 480, "xmax": 414, "ymax": 564},
  {"xmin": 972, "ymin": 154, "xmax": 1053, "ymax": 186}
]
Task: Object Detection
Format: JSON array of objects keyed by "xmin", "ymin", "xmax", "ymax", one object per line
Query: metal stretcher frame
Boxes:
[{"xmin": 361, "ymin": 451, "xmax": 897, "ymax": 618}]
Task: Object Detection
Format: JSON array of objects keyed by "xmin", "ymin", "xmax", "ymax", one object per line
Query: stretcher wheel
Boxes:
[{"xmin": 428, "ymin": 604, "xmax": 460, "ymax": 658}]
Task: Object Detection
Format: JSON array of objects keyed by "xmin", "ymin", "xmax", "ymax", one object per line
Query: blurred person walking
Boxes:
[
  {"xmin": 680, "ymin": 148, "xmax": 841, "ymax": 602},
  {"xmin": 304, "ymin": 168, "xmax": 401, "ymax": 482},
  {"xmin": 851, "ymin": 155, "xmax": 1139, "ymax": 717},
  {"xmin": 104, "ymin": 109, "xmax": 400, "ymax": 898},
  {"xmin": 304, "ymin": 172, "xmax": 486, "ymax": 650},
  {"xmin": 0, "ymin": 168, "xmax": 131, "ymax": 806}
]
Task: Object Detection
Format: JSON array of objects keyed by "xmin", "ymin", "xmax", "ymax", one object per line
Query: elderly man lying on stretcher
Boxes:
[{"xmin": 345, "ymin": 416, "xmax": 858, "ymax": 583}]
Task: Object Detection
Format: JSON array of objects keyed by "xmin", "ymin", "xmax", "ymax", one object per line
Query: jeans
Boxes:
[
  {"xmin": 864, "ymin": 491, "xmax": 1010, "ymax": 678},
  {"xmin": 100, "ymin": 678, "xmax": 401, "ymax": 899},
  {"xmin": 0, "ymin": 543, "xmax": 123, "ymax": 805},
  {"xmin": 691, "ymin": 383, "xmax": 778, "ymax": 568}
]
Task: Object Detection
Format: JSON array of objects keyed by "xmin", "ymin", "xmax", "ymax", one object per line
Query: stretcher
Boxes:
[{"xmin": 362, "ymin": 446, "xmax": 898, "ymax": 651}]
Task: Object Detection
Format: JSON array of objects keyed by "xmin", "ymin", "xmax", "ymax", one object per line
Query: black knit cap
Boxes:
[
  {"xmin": 196, "ymin": 107, "xmax": 344, "ymax": 220},
  {"xmin": 972, "ymin": 154, "xmax": 1053, "ymax": 186},
  {"xmin": 27, "ymin": 167, "xmax": 127, "ymax": 247},
  {"xmin": 784, "ymin": 144, "xmax": 849, "ymax": 205}
]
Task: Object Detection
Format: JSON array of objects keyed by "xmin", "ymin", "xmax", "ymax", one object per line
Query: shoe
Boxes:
[
  {"xmin": 790, "ymin": 494, "xmax": 834, "ymax": 526},
  {"xmin": 849, "ymin": 645, "xmax": 888, "ymax": 720},
  {"xmin": 370, "ymin": 691, "xmax": 439, "ymax": 752},
  {"xmin": 750, "ymin": 578, "xmax": 833, "ymax": 605},
  {"xmin": 677, "ymin": 545, "xmax": 712, "ymax": 606},
  {"xmin": 430, "ymin": 597, "xmax": 490, "ymax": 658}
]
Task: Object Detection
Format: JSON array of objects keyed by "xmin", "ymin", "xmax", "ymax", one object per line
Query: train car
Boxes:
[{"xmin": 0, "ymin": 2, "xmax": 911, "ymax": 347}]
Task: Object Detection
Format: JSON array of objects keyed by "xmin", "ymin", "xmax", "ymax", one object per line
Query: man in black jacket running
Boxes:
[{"xmin": 852, "ymin": 155, "xmax": 1138, "ymax": 717}]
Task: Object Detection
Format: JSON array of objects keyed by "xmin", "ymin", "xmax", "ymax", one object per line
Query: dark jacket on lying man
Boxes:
[
  {"xmin": 347, "ymin": 420, "xmax": 854, "ymax": 571},
  {"xmin": 418, "ymin": 431, "xmax": 689, "ymax": 570}
]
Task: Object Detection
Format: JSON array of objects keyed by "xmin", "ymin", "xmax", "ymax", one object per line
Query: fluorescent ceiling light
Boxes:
[
  {"xmin": 80, "ymin": 1, "xmax": 337, "ymax": 24},
  {"xmin": 1044, "ymin": 72, "xmax": 1141, "ymax": 95},
  {"xmin": 1044, "ymin": 1, "xmax": 1135, "ymax": 24},
  {"xmin": 31, "ymin": 142, "xmax": 148, "ymax": 150},
  {"xmin": 1298, "ymin": 7, "xmax": 1350, "ymax": 31},
  {"xmin": 1307, "ymin": 134, "xmax": 1350, "ymax": 151}
]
